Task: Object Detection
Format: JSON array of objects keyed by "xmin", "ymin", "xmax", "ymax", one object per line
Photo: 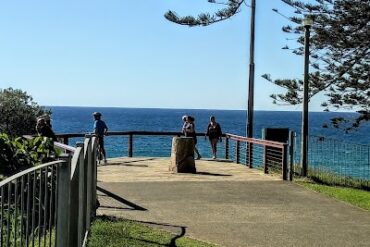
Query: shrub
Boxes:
[{"xmin": 0, "ymin": 133, "xmax": 58, "ymax": 177}]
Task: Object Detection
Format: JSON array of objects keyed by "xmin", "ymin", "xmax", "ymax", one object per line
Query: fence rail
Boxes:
[
  {"xmin": 225, "ymin": 134, "xmax": 289, "ymax": 180},
  {"xmin": 57, "ymin": 131, "xmax": 290, "ymax": 180},
  {"xmin": 0, "ymin": 136, "xmax": 98, "ymax": 247}
]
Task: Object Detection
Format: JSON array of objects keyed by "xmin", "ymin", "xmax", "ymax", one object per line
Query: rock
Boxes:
[{"xmin": 169, "ymin": 137, "xmax": 196, "ymax": 173}]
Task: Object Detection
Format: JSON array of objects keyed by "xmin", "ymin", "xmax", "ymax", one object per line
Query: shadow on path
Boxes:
[
  {"xmin": 97, "ymin": 186, "xmax": 148, "ymax": 211},
  {"xmin": 196, "ymin": 171, "xmax": 232, "ymax": 177},
  {"xmin": 102, "ymin": 158, "xmax": 157, "ymax": 167}
]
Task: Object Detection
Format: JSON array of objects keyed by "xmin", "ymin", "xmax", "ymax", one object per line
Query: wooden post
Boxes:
[
  {"xmin": 248, "ymin": 142, "xmax": 253, "ymax": 168},
  {"xmin": 289, "ymin": 132, "xmax": 295, "ymax": 181},
  {"xmin": 262, "ymin": 129, "xmax": 267, "ymax": 173},
  {"xmin": 128, "ymin": 134, "xmax": 133, "ymax": 157},
  {"xmin": 91, "ymin": 137, "xmax": 98, "ymax": 216},
  {"xmin": 263, "ymin": 146, "xmax": 268, "ymax": 174},
  {"xmin": 236, "ymin": 140, "xmax": 240, "ymax": 164},
  {"xmin": 84, "ymin": 137, "xmax": 93, "ymax": 229},
  {"xmin": 225, "ymin": 137, "xmax": 229, "ymax": 160},
  {"xmin": 282, "ymin": 143, "xmax": 289, "ymax": 181},
  {"xmin": 56, "ymin": 154, "xmax": 71, "ymax": 247},
  {"xmin": 76, "ymin": 143, "xmax": 86, "ymax": 247}
]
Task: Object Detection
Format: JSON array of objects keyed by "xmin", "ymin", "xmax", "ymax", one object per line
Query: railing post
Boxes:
[
  {"xmin": 128, "ymin": 134, "xmax": 133, "ymax": 157},
  {"xmin": 56, "ymin": 154, "xmax": 71, "ymax": 247},
  {"xmin": 263, "ymin": 145, "xmax": 268, "ymax": 174},
  {"xmin": 91, "ymin": 137, "xmax": 98, "ymax": 217},
  {"xmin": 289, "ymin": 132, "xmax": 295, "ymax": 181},
  {"xmin": 248, "ymin": 142, "xmax": 253, "ymax": 168},
  {"xmin": 225, "ymin": 137, "xmax": 229, "ymax": 160},
  {"xmin": 85, "ymin": 136, "xmax": 93, "ymax": 230},
  {"xmin": 282, "ymin": 143, "xmax": 288, "ymax": 181},
  {"xmin": 67, "ymin": 145, "xmax": 84, "ymax": 247},
  {"xmin": 236, "ymin": 140, "xmax": 240, "ymax": 164},
  {"xmin": 76, "ymin": 143, "xmax": 86, "ymax": 247}
]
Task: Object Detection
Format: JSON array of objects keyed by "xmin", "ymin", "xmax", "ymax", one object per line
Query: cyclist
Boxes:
[{"xmin": 93, "ymin": 112, "xmax": 108, "ymax": 163}]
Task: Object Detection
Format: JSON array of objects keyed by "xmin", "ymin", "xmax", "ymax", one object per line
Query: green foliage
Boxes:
[
  {"xmin": 0, "ymin": 87, "xmax": 50, "ymax": 137},
  {"xmin": 164, "ymin": 0, "xmax": 370, "ymax": 131},
  {"xmin": 0, "ymin": 133, "xmax": 59, "ymax": 177},
  {"xmin": 264, "ymin": 0, "xmax": 370, "ymax": 131},
  {"xmin": 164, "ymin": 0, "xmax": 245, "ymax": 27},
  {"xmin": 88, "ymin": 216, "xmax": 218, "ymax": 247}
]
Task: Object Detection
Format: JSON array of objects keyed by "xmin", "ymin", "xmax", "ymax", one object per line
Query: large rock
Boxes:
[{"xmin": 169, "ymin": 137, "xmax": 196, "ymax": 173}]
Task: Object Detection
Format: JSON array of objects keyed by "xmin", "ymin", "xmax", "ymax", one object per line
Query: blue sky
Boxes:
[{"xmin": 0, "ymin": 0, "xmax": 321, "ymax": 111}]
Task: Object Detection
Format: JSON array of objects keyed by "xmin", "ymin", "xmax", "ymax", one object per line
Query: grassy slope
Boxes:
[
  {"xmin": 88, "ymin": 216, "xmax": 218, "ymax": 247},
  {"xmin": 296, "ymin": 180, "xmax": 370, "ymax": 211}
]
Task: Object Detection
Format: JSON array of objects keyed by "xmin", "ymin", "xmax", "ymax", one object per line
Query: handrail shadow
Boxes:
[
  {"xmin": 97, "ymin": 215, "xmax": 187, "ymax": 247},
  {"xmin": 134, "ymin": 220, "xmax": 186, "ymax": 247},
  {"xmin": 97, "ymin": 186, "xmax": 147, "ymax": 211},
  {"xmin": 196, "ymin": 172, "xmax": 232, "ymax": 177}
]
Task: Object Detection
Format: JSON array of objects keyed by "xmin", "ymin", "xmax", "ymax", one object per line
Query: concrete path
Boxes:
[{"xmin": 97, "ymin": 157, "xmax": 370, "ymax": 247}]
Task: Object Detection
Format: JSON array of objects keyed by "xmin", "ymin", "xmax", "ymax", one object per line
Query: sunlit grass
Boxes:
[
  {"xmin": 88, "ymin": 216, "xmax": 218, "ymax": 247},
  {"xmin": 296, "ymin": 179, "xmax": 370, "ymax": 211}
]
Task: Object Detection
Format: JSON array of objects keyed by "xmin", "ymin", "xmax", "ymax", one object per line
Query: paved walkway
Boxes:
[{"xmin": 97, "ymin": 157, "xmax": 370, "ymax": 247}]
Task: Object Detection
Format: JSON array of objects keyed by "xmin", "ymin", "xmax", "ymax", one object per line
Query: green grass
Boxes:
[
  {"xmin": 292, "ymin": 164, "xmax": 370, "ymax": 191},
  {"xmin": 88, "ymin": 216, "xmax": 218, "ymax": 247},
  {"xmin": 296, "ymin": 179, "xmax": 370, "ymax": 211}
]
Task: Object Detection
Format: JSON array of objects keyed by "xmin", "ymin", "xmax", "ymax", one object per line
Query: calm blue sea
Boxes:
[{"xmin": 50, "ymin": 106, "xmax": 370, "ymax": 160}]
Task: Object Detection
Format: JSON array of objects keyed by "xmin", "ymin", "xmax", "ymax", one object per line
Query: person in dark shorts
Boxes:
[
  {"xmin": 93, "ymin": 112, "xmax": 108, "ymax": 163},
  {"xmin": 184, "ymin": 116, "xmax": 201, "ymax": 160},
  {"xmin": 206, "ymin": 116, "xmax": 222, "ymax": 159}
]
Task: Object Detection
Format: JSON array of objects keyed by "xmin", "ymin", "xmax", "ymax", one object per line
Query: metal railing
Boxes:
[
  {"xmin": 57, "ymin": 131, "xmax": 290, "ymax": 180},
  {"xmin": 225, "ymin": 134, "xmax": 289, "ymax": 180},
  {"xmin": 293, "ymin": 134, "xmax": 370, "ymax": 188},
  {"xmin": 0, "ymin": 136, "xmax": 98, "ymax": 247}
]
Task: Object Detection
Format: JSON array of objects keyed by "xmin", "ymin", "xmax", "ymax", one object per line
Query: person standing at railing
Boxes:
[
  {"xmin": 206, "ymin": 116, "xmax": 222, "ymax": 159},
  {"xmin": 183, "ymin": 116, "xmax": 202, "ymax": 160},
  {"xmin": 36, "ymin": 115, "xmax": 57, "ymax": 141},
  {"xmin": 181, "ymin": 115, "xmax": 188, "ymax": 135},
  {"xmin": 93, "ymin": 112, "xmax": 108, "ymax": 163}
]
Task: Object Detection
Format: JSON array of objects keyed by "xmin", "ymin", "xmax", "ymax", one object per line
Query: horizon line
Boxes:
[{"xmin": 43, "ymin": 105, "xmax": 356, "ymax": 114}]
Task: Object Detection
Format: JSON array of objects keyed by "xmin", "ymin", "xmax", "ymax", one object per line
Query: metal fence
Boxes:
[
  {"xmin": 0, "ymin": 136, "xmax": 98, "ymax": 247},
  {"xmin": 293, "ymin": 134, "xmax": 370, "ymax": 188},
  {"xmin": 225, "ymin": 134, "xmax": 290, "ymax": 180},
  {"xmin": 58, "ymin": 131, "xmax": 290, "ymax": 180}
]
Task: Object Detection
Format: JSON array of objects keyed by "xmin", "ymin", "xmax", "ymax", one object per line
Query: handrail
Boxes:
[
  {"xmin": 0, "ymin": 160, "xmax": 65, "ymax": 186},
  {"xmin": 56, "ymin": 131, "xmax": 227, "ymax": 138},
  {"xmin": 71, "ymin": 146, "xmax": 83, "ymax": 179},
  {"xmin": 23, "ymin": 134, "xmax": 77, "ymax": 152},
  {"xmin": 55, "ymin": 142, "xmax": 77, "ymax": 153},
  {"xmin": 225, "ymin": 133, "xmax": 285, "ymax": 148},
  {"xmin": 1, "ymin": 136, "xmax": 98, "ymax": 247}
]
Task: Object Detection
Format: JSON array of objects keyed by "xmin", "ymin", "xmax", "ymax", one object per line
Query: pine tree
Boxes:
[
  {"xmin": 165, "ymin": 0, "xmax": 370, "ymax": 131},
  {"xmin": 263, "ymin": 0, "xmax": 370, "ymax": 131}
]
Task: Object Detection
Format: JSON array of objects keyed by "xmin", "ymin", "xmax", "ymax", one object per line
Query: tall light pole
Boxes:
[
  {"xmin": 247, "ymin": 0, "xmax": 256, "ymax": 138},
  {"xmin": 301, "ymin": 17, "xmax": 313, "ymax": 177}
]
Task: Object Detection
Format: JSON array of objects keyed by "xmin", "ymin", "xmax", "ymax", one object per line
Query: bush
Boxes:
[
  {"xmin": 0, "ymin": 87, "xmax": 50, "ymax": 137},
  {"xmin": 0, "ymin": 133, "xmax": 58, "ymax": 177}
]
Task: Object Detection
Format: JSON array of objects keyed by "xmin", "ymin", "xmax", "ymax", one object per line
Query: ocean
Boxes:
[{"xmin": 50, "ymin": 106, "xmax": 370, "ymax": 159}]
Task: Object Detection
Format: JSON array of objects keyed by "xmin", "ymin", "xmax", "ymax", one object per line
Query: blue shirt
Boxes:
[{"xmin": 94, "ymin": 120, "xmax": 108, "ymax": 136}]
